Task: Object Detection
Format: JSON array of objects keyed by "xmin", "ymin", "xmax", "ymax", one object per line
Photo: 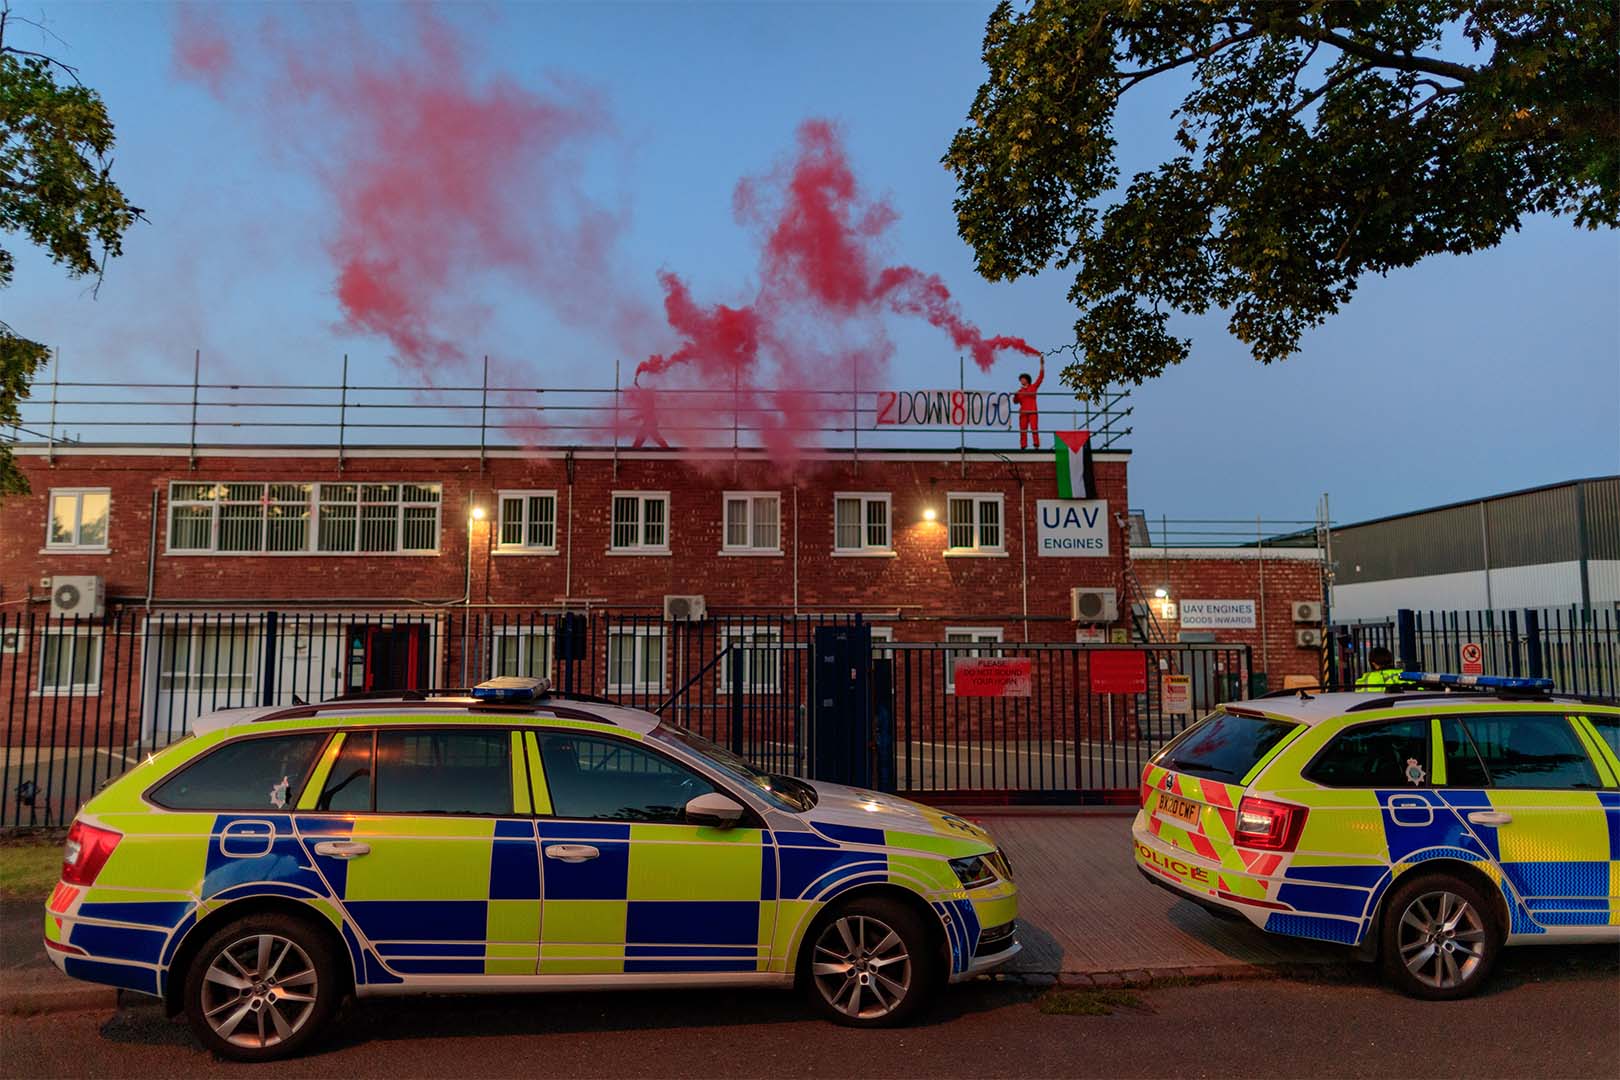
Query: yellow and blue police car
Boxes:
[
  {"xmin": 1133, "ymin": 673, "xmax": 1620, "ymax": 999},
  {"xmin": 45, "ymin": 678, "xmax": 1019, "ymax": 1060}
]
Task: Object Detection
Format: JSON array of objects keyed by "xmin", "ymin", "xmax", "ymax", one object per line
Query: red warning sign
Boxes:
[{"xmin": 1461, "ymin": 641, "xmax": 1484, "ymax": 675}]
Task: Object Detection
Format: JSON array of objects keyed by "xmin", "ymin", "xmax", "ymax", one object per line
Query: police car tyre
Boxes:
[
  {"xmin": 182, "ymin": 912, "xmax": 341, "ymax": 1062},
  {"xmin": 1378, "ymin": 871, "xmax": 1501, "ymax": 1001},
  {"xmin": 801, "ymin": 896, "xmax": 940, "ymax": 1027}
]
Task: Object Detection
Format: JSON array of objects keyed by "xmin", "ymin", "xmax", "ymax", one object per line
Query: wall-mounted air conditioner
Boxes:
[
  {"xmin": 1070, "ymin": 588, "xmax": 1118, "ymax": 623},
  {"xmin": 1296, "ymin": 628, "xmax": 1323, "ymax": 647},
  {"xmin": 49, "ymin": 576, "xmax": 104, "ymax": 619},
  {"xmin": 663, "ymin": 595, "xmax": 708, "ymax": 621},
  {"xmin": 1292, "ymin": 601, "xmax": 1323, "ymax": 623}
]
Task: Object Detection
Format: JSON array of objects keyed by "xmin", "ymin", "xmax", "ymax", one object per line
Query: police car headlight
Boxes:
[{"xmin": 949, "ymin": 855, "xmax": 997, "ymax": 889}]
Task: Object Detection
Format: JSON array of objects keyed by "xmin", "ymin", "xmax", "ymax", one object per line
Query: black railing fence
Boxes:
[
  {"xmin": 1330, "ymin": 606, "xmax": 1619, "ymax": 697},
  {"xmin": 1, "ymin": 606, "xmax": 1251, "ymax": 827}
]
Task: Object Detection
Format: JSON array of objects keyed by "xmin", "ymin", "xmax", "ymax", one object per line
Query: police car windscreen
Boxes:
[{"xmin": 1157, "ymin": 712, "xmax": 1297, "ymax": 785}]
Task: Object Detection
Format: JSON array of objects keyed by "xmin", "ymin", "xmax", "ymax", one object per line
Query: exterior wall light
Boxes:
[
  {"xmin": 922, "ymin": 507, "xmax": 937, "ymax": 522},
  {"xmin": 1153, "ymin": 587, "xmax": 1168, "ymax": 599}
]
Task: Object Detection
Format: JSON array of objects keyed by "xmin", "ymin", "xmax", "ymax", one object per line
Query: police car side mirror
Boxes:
[{"xmin": 685, "ymin": 791, "xmax": 744, "ymax": 829}]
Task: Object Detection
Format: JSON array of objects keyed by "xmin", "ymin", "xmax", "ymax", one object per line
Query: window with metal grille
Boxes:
[
  {"xmin": 946, "ymin": 493, "xmax": 1003, "ymax": 553},
  {"xmin": 497, "ymin": 491, "xmax": 558, "ymax": 551},
  {"xmin": 834, "ymin": 493, "xmax": 890, "ymax": 552},
  {"xmin": 722, "ymin": 493, "xmax": 781, "ymax": 552},
  {"xmin": 167, "ymin": 481, "xmax": 437, "ymax": 554},
  {"xmin": 610, "ymin": 492, "xmax": 670, "ymax": 552}
]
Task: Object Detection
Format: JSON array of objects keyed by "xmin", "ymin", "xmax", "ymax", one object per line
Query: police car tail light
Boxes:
[
  {"xmin": 1233, "ymin": 797, "xmax": 1307, "ymax": 852},
  {"xmin": 61, "ymin": 820, "xmax": 121, "ymax": 886}
]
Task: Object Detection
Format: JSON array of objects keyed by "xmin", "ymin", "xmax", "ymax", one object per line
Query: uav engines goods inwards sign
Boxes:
[{"xmin": 1035, "ymin": 500, "xmax": 1109, "ymax": 557}]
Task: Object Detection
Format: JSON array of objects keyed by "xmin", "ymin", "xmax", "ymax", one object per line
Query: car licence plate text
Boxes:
[{"xmin": 1157, "ymin": 793, "xmax": 1200, "ymax": 825}]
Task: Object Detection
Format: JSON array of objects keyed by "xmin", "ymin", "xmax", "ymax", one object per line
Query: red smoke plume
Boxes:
[
  {"xmin": 172, "ymin": 11, "xmax": 648, "ymax": 379},
  {"xmin": 630, "ymin": 121, "xmax": 1036, "ymax": 453}
]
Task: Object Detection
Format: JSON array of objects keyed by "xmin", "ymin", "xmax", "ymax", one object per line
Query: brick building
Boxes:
[{"xmin": 0, "ymin": 440, "xmax": 1324, "ymax": 814}]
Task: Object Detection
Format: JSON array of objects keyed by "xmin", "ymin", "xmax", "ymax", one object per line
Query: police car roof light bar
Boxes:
[
  {"xmin": 471, "ymin": 676, "xmax": 552, "ymax": 702},
  {"xmin": 1397, "ymin": 672, "xmax": 1554, "ymax": 692}
]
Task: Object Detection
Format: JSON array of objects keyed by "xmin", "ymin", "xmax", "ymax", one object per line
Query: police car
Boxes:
[
  {"xmin": 45, "ymin": 679, "xmax": 1019, "ymax": 1060},
  {"xmin": 1133, "ymin": 674, "xmax": 1620, "ymax": 999}
]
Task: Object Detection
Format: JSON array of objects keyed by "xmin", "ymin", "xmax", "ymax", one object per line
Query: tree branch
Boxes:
[
  {"xmin": 1288, "ymin": 22, "xmax": 1479, "ymax": 84},
  {"xmin": 1114, "ymin": 27, "xmax": 1266, "ymax": 92}
]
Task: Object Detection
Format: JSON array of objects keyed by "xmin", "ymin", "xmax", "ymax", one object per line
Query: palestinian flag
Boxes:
[{"xmin": 1054, "ymin": 430, "xmax": 1096, "ymax": 499}]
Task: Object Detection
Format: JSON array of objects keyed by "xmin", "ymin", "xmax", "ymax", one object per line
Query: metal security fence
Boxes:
[
  {"xmin": 2, "ymin": 606, "xmax": 1249, "ymax": 828},
  {"xmin": 1330, "ymin": 606, "xmax": 1619, "ymax": 697}
]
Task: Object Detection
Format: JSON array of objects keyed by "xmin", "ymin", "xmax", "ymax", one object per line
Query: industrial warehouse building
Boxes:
[{"xmin": 1328, "ymin": 476, "xmax": 1620, "ymax": 622}]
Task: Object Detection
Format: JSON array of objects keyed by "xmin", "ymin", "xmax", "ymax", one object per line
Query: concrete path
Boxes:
[
  {"xmin": 0, "ymin": 811, "xmax": 1339, "ymax": 1014},
  {"xmin": 962, "ymin": 810, "xmax": 1339, "ymax": 979}
]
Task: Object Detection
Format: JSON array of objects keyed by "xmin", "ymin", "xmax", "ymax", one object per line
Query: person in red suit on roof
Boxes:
[{"xmin": 1014, "ymin": 355, "xmax": 1044, "ymax": 449}]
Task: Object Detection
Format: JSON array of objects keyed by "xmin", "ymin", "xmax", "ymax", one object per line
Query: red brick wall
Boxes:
[
  {"xmin": 2, "ymin": 448, "xmax": 1131, "ymax": 637},
  {"xmin": 1130, "ymin": 551, "xmax": 1324, "ymax": 683}
]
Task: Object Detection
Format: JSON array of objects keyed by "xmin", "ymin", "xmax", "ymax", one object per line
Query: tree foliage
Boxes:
[
  {"xmin": 945, "ymin": 1, "xmax": 1619, "ymax": 398},
  {"xmin": 1, "ymin": 3, "xmax": 141, "ymax": 494}
]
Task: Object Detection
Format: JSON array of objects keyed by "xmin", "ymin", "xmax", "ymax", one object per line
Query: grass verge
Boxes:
[
  {"xmin": 1036, "ymin": 988, "xmax": 1143, "ymax": 1016},
  {"xmin": 0, "ymin": 839, "xmax": 62, "ymax": 900}
]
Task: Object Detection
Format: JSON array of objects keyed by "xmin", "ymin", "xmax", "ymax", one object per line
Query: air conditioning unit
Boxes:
[
  {"xmin": 1296, "ymin": 628, "xmax": 1323, "ymax": 647},
  {"xmin": 1292, "ymin": 601, "xmax": 1323, "ymax": 623},
  {"xmin": 1070, "ymin": 587, "xmax": 1118, "ymax": 623},
  {"xmin": 663, "ymin": 594, "xmax": 708, "ymax": 621},
  {"xmin": 49, "ymin": 575, "xmax": 104, "ymax": 619}
]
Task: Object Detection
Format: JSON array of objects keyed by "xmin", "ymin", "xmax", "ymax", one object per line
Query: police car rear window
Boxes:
[
  {"xmin": 1156, "ymin": 711, "xmax": 1297, "ymax": 784},
  {"xmin": 149, "ymin": 733, "xmax": 327, "ymax": 811}
]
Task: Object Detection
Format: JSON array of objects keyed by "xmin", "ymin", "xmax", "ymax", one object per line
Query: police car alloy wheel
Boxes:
[
  {"xmin": 803, "ymin": 897, "xmax": 939, "ymax": 1027},
  {"xmin": 1379, "ymin": 873, "xmax": 1501, "ymax": 1000},
  {"xmin": 183, "ymin": 913, "xmax": 340, "ymax": 1062}
]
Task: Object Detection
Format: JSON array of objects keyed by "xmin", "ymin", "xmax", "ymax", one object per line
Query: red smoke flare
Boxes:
[{"xmin": 633, "ymin": 120, "xmax": 1037, "ymax": 454}]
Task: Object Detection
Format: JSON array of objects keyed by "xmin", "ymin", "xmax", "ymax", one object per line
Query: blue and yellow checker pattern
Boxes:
[
  {"xmin": 1133, "ymin": 702, "xmax": 1620, "ymax": 949},
  {"xmin": 45, "ymin": 714, "xmax": 1019, "ymax": 999}
]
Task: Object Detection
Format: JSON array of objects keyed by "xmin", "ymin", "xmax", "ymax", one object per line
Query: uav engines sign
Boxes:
[
  {"xmin": 1179, "ymin": 599, "xmax": 1257, "ymax": 629},
  {"xmin": 1036, "ymin": 500, "xmax": 1109, "ymax": 557}
]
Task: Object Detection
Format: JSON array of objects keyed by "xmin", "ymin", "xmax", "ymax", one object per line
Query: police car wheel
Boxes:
[
  {"xmin": 1379, "ymin": 872, "xmax": 1501, "ymax": 1001},
  {"xmin": 182, "ymin": 912, "xmax": 341, "ymax": 1062},
  {"xmin": 802, "ymin": 897, "xmax": 940, "ymax": 1027}
]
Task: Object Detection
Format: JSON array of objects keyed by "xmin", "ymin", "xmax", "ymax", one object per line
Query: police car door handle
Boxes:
[
  {"xmin": 313, "ymin": 841, "xmax": 371, "ymax": 859},
  {"xmin": 544, "ymin": 844, "xmax": 600, "ymax": 863},
  {"xmin": 1467, "ymin": 811, "xmax": 1512, "ymax": 827}
]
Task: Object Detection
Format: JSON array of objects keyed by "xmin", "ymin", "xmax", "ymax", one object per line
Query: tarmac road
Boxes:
[{"xmin": 3, "ymin": 950, "xmax": 1615, "ymax": 1079}]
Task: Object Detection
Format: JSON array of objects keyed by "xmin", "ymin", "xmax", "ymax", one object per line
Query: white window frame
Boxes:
[
  {"xmin": 45, "ymin": 488, "xmax": 111, "ymax": 552},
  {"xmin": 165, "ymin": 481, "xmax": 441, "ymax": 555},
  {"xmin": 718, "ymin": 626, "xmax": 783, "ymax": 694},
  {"xmin": 832, "ymin": 492, "xmax": 892, "ymax": 555},
  {"xmin": 495, "ymin": 490, "xmax": 559, "ymax": 553},
  {"xmin": 869, "ymin": 624, "xmax": 894, "ymax": 657},
  {"xmin": 609, "ymin": 491, "xmax": 671, "ymax": 555},
  {"xmin": 944, "ymin": 626, "xmax": 1003, "ymax": 693},
  {"xmin": 605, "ymin": 626, "xmax": 665, "ymax": 693},
  {"xmin": 35, "ymin": 627, "xmax": 104, "ymax": 695},
  {"xmin": 153, "ymin": 623, "xmax": 261, "ymax": 699},
  {"xmin": 944, "ymin": 492, "xmax": 1005, "ymax": 555},
  {"xmin": 491, "ymin": 624, "xmax": 554, "ymax": 679},
  {"xmin": 720, "ymin": 492, "xmax": 783, "ymax": 555}
]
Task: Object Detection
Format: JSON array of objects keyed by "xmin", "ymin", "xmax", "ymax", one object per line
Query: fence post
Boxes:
[
  {"xmin": 1506, "ymin": 609, "xmax": 1521, "ymax": 677},
  {"xmin": 729, "ymin": 644, "xmax": 744, "ymax": 756},
  {"xmin": 1523, "ymin": 609, "xmax": 1544, "ymax": 680},
  {"xmin": 261, "ymin": 611, "xmax": 279, "ymax": 706},
  {"xmin": 1396, "ymin": 609, "xmax": 1417, "ymax": 671}
]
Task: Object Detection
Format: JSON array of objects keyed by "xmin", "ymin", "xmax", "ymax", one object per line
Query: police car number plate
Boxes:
[{"xmin": 1157, "ymin": 793, "xmax": 1200, "ymax": 825}]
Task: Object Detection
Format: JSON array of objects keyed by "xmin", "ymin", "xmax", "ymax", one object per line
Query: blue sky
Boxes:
[{"xmin": 8, "ymin": 2, "xmax": 1617, "ymax": 527}]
